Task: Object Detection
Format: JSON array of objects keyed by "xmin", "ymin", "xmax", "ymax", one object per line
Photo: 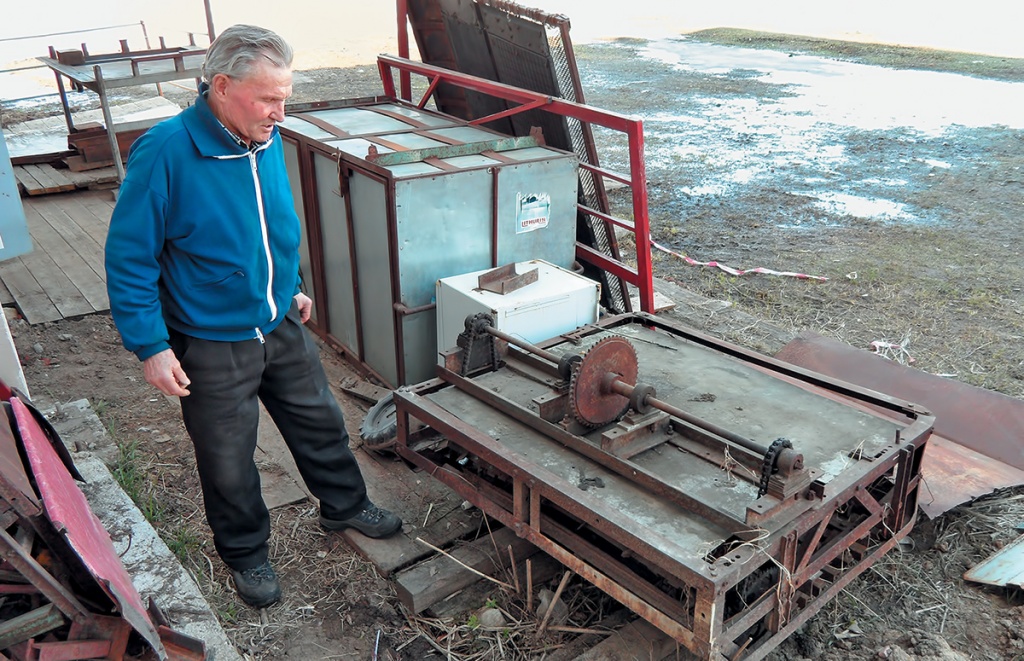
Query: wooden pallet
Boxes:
[
  {"xmin": 13, "ymin": 164, "xmax": 76, "ymax": 196},
  {"xmin": 13, "ymin": 163, "xmax": 118, "ymax": 197}
]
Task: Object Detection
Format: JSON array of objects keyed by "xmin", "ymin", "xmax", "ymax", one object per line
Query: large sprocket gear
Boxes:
[{"xmin": 569, "ymin": 336, "xmax": 639, "ymax": 427}]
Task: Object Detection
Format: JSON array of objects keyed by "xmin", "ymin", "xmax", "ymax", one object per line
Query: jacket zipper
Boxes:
[
  {"xmin": 249, "ymin": 150, "xmax": 277, "ymax": 323},
  {"xmin": 255, "ymin": 327, "xmax": 265, "ymax": 344}
]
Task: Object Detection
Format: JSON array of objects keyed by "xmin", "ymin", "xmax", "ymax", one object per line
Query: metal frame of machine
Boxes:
[{"xmin": 392, "ymin": 312, "xmax": 933, "ymax": 660}]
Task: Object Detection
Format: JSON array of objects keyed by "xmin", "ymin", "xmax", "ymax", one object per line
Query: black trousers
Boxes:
[{"xmin": 170, "ymin": 307, "xmax": 368, "ymax": 571}]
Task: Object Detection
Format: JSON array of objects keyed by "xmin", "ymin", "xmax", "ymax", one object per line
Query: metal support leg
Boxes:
[
  {"xmin": 48, "ymin": 47, "xmax": 75, "ymax": 136},
  {"xmin": 93, "ymin": 65, "xmax": 126, "ymax": 185}
]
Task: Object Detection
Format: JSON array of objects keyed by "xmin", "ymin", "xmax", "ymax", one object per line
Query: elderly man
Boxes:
[{"xmin": 105, "ymin": 24, "xmax": 401, "ymax": 609}]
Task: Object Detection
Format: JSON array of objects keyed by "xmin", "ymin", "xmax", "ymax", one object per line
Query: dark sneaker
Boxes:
[
  {"xmin": 320, "ymin": 503, "xmax": 403, "ymax": 538},
  {"xmin": 230, "ymin": 561, "xmax": 281, "ymax": 608}
]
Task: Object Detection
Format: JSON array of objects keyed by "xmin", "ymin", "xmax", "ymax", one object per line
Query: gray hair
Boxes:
[{"xmin": 202, "ymin": 24, "xmax": 293, "ymax": 82}]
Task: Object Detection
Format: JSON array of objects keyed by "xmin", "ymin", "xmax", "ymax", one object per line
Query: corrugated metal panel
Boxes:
[{"xmin": 14, "ymin": 397, "xmax": 163, "ymax": 655}]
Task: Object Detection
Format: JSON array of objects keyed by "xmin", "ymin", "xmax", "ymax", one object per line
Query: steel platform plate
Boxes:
[{"xmin": 428, "ymin": 322, "xmax": 901, "ymax": 526}]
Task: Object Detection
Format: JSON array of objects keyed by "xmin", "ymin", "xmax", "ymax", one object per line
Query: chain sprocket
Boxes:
[
  {"xmin": 757, "ymin": 437, "xmax": 793, "ymax": 497},
  {"xmin": 569, "ymin": 336, "xmax": 639, "ymax": 427}
]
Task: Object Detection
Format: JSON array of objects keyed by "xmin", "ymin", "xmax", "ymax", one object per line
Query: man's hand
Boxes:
[
  {"xmin": 294, "ymin": 292, "xmax": 312, "ymax": 323},
  {"xmin": 143, "ymin": 349, "xmax": 191, "ymax": 397}
]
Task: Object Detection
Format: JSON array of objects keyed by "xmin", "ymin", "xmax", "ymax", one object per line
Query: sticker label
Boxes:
[{"xmin": 516, "ymin": 192, "xmax": 551, "ymax": 234}]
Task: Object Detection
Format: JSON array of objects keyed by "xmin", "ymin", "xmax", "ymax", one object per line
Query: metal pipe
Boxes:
[
  {"xmin": 204, "ymin": 0, "xmax": 217, "ymax": 43},
  {"xmin": 393, "ymin": 301, "xmax": 436, "ymax": 315},
  {"xmin": 0, "ymin": 23, "xmax": 138, "ymax": 43},
  {"xmin": 485, "ymin": 325, "xmax": 562, "ymax": 365},
  {"xmin": 602, "ymin": 375, "xmax": 769, "ymax": 456},
  {"xmin": 618, "ymin": 378, "xmax": 768, "ymax": 456},
  {"xmin": 396, "ymin": 0, "xmax": 411, "ymax": 101},
  {"xmin": 0, "ymin": 65, "xmax": 46, "ymax": 74}
]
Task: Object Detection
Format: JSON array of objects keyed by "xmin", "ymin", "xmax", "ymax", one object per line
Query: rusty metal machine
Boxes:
[{"xmin": 392, "ymin": 311, "xmax": 933, "ymax": 660}]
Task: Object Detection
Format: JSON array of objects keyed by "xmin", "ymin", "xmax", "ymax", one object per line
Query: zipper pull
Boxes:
[{"xmin": 255, "ymin": 327, "xmax": 265, "ymax": 344}]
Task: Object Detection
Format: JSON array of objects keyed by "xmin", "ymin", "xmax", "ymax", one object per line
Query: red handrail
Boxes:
[{"xmin": 376, "ymin": 54, "xmax": 655, "ymax": 313}]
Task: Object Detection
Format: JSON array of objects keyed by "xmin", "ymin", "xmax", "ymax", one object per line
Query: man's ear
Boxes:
[{"xmin": 210, "ymin": 73, "xmax": 231, "ymax": 98}]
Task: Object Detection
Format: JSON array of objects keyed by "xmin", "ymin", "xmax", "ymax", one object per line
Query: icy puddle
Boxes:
[{"xmin": 622, "ymin": 38, "xmax": 1024, "ymax": 225}]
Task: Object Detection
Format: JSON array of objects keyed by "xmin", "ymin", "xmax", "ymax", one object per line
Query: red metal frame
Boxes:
[{"xmin": 376, "ymin": 54, "xmax": 657, "ymax": 313}]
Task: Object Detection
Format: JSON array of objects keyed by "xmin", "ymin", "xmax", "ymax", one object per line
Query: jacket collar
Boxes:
[{"xmin": 182, "ymin": 82, "xmax": 277, "ymax": 158}]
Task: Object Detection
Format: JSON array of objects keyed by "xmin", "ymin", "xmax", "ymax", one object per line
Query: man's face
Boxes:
[{"xmin": 209, "ymin": 60, "xmax": 292, "ymax": 144}]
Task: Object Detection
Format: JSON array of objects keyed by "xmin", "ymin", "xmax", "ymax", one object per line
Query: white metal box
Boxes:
[{"xmin": 436, "ymin": 260, "xmax": 600, "ymax": 362}]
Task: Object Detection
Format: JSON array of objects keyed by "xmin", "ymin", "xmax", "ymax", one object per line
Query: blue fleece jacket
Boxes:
[{"xmin": 105, "ymin": 89, "xmax": 302, "ymax": 361}]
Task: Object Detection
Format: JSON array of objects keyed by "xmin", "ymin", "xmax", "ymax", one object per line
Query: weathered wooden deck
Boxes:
[{"xmin": 0, "ymin": 190, "xmax": 113, "ymax": 324}]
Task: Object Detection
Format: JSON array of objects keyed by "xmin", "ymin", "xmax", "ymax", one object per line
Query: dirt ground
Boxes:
[{"xmin": 6, "ymin": 32, "xmax": 1024, "ymax": 661}]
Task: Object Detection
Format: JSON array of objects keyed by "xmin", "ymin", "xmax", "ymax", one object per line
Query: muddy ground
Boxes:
[{"xmin": 7, "ymin": 33, "xmax": 1024, "ymax": 661}]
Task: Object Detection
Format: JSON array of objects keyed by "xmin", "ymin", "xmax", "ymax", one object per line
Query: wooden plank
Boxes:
[
  {"xmin": 0, "ymin": 604, "xmax": 65, "ymax": 650},
  {"xmin": 429, "ymin": 551, "xmax": 563, "ymax": 619},
  {"xmin": 21, "ymin": 165, "xmax": 74, "ymax": 195},
  {"xmin": 63, "ymin": 166, "xmax": 119, "ymax": 189},
  {"xmin": 65, "ymin": 154, "xmax": 114, "ymax": 173},
  {"xmin": 571, "ymin": 619, "xmax": 679, "ymax": 661},
  {"xmin": 67, "ymin": 127, "xmax": 146, "ymax": 164},
  {"xmin": 49, "ymin": 193, "xmax": 111, "ymax": 251},
  {"xmin": 0, "ymin": 259, "xmax": 60, "ymax": 324},
  {"xmin": 256, "ymin": 400, "xmax": 483, "ymax": 577},
  {"xmin": 12, "ymin": 166, "xmax": 43, "ymax": 196},
  {"xmin": 30, "ymin": 197, "xmax": 105, "ymax": 280},
  {"xmin": 11, "ymin": 151, "xmax": 75, "ymax": 166},
  {"xmin": 332, "ymin": 449, "xmax": 483, "ymax": 577},
  {"xmin": 339, "ymin": 377, "xmax": 389, "ymax": 405},
  {"xmin": 17, "ymin": 245, "xmax": 96, "ymax": 319},
  {"xmin": 395, "ymin": 526, "xmax": 539, "ymax": 614},
  {"xmin": 21, "ymin": 200, "xmax": 107, "ymax": 313},
  {"xmin": 0, "ymin": 277, "xmax": 14, "ymax": 306},
  {"xmin": 77, "ymin": 189, "xmax": 116, "ymax": 220}
]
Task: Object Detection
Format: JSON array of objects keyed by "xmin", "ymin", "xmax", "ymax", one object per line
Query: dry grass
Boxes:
[
  {"xmin": 390, "ymin": 546, "xmax": 622, "ymax": 661},
  {"xmin": 798, "ymin": 487, "xmax": 1024, "ymax": 658}
]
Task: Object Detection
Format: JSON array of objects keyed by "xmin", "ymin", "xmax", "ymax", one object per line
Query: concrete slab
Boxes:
[{"xmin": 48, "ymin": 400, "xmax": 242, "ymax": 661}]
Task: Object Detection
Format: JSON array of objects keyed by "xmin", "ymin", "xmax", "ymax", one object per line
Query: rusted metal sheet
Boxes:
[
  {"xmin": 775, "ymin": 331, "xmax": 1024, "ymax": 518},
  {"xmin": 964, "ymin": 534, "xmax": 1024, "ymax": 589},
  {"xmin": 11, "ymin": 396, "xmax": 165, "ymax": 657},
  {"xmin": 394, "ymin": 313, "xmax": 932, "ymax": 660},
  {"xmin": 917, "ymin": 435, "xmax": 1024, "ymax": 518}
]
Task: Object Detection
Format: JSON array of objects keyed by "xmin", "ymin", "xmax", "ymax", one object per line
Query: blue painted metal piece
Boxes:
[
  {"xmin": 964, "ymin": 534, "xmax": 1024, "ymax": 588},
  {"xmin": 0, "ymin": 131, "xmax": 33, "ymax": 262}
]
